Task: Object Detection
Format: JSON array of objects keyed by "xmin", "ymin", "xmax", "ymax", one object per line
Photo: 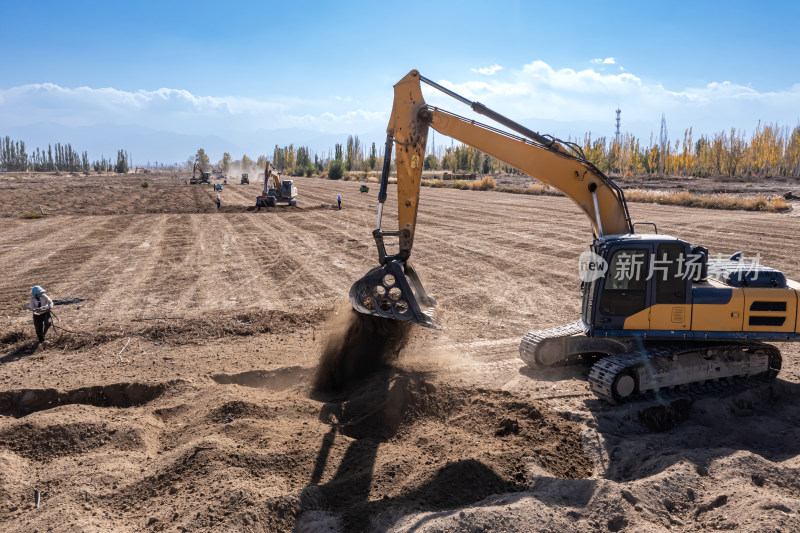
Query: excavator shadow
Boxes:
[
  {"xmin": 587, "ymin": 377, "xmax": 800, "ymax": 483},
  {"xmin": 298, "ymin": 367, "xmax": 527, "ymax": 532},
  {"xmin": 517, "ymin": 358, "xmax": 595, "ymax": 382}
]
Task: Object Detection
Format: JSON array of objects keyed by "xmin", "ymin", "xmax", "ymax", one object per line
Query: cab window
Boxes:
[
  {"xmin": 654, "ymin": 243, "xmax": 687, "ymax": 304},
  {"xmin": 599, "ymin": 249, "xmax": 648, "ymax": 316}
]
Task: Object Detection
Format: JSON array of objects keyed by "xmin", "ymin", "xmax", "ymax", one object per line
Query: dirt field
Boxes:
[{"xmin": 2, "ymin": 170, "xmax": 800, "ymax": 532}]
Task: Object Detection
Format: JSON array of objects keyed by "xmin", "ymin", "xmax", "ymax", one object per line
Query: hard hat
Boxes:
[{"xmin": 32, "ymin": 286, "xmax": 45, "ymax": 297}]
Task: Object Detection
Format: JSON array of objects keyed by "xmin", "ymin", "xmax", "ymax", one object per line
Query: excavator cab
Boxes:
[{"xmin": 581, "ymin": 236, "xmax": 699, "ymax": 332}]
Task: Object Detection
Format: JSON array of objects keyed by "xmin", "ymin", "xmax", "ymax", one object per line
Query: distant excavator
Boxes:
[
  {"xmin": 256, "ymin": 161, "xmax": 297, "ymax": 207},
  {"xmin": 189, "ymin": 163, "xmax": 211, "ymax": 184},
  {"xmin": 349, "ymin": 70, "xmax": 800, "ymax": 403}
]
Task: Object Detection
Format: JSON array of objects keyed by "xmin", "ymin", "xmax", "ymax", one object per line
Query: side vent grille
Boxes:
[
  {"xmin": 749, "ymin": 316, "xmax": 786, "ymax": 326},
  {"xmin": 750, "ymin": 301, "xmax": 787, "ymax": 312}
]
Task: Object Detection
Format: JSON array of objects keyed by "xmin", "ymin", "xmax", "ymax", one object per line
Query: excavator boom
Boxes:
[{"xmin": 350, "ymin": 70, "xmax": 631, "ymax": 328}]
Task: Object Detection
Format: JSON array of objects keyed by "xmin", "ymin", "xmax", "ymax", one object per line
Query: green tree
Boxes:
[
  {"xmin": 368, "ymin": 142, "xmax": 377, "ymax": 170},
  {"xmin": 423, "ymin": 154, "xmax": 438, "ymax": 170},
  {"xmin": 345, "ymin": 136, "xmax": 354, "ymax": 171},
  {"xmin": 195, "ymin": 148, "xmax": 210, "ymax": 168},
  {"xmin": 221, "ymin": 152, "xmax": 232, "ymax": 173},
  {"xmin": 115, "ymin": 149, "xmax": 129, "ymax": 173},
  {"xmin": 328, "ymin": 159, "xmax": 345, "ymax": 180},
  {"xmin": 241, "ymin": 154, "xmax": 253, "ymax": 170}
]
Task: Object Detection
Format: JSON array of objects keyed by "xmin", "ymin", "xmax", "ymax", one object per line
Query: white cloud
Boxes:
[
  {"xmin": 591, "ymin": 57, "xmax": 616, "ymax": 65},
  {"xmin": 4, "ymin": 60, "xmax": 800, "ymax": 160},
  {"xmin": 421, "ymin": 60, "xmax": 800, "ymax": 139},
  {"xmin": 0, "ymin": 83, "xmax": 385, "ymax": 136},
  {"xmin": 471, "ymin": 64, "xmax": 504, "ymax": 76}
]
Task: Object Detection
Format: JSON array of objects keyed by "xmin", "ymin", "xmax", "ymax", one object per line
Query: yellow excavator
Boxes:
[
  {"xmin": 256, "ymin": 161, "xmax": 297, "ymax": 207},
  {"xmin": 190, "ymin": 163, "xmax": 211, "ymax": 184},
  {"xmin": 349, "ymin": 70, "xmax": 800, "ymax": 403}
]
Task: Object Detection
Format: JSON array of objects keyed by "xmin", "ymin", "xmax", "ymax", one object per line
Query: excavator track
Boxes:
[
  {"xmin": 519, "ymin": 321, "xmax": 630, "ymax": 369},
  {"xmin": 519, "ymin": 321, "xmax": 586, "ymax": 368},
  {"xmin": 588, "ymin": 342, "xmax": 781, "ymax": 404}
]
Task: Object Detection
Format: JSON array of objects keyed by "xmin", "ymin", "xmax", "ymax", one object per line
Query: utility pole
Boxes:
[{"xmin": 615, "ymin": 107, "xmax": 621, "ymax": 175}]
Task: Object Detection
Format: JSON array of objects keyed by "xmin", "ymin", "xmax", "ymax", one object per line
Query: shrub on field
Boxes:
[
  {"xmin": 624, "ymin": 189, "xmax": 791, "ymax": 212},
  {"xmin": 21, "ymin": 211, "xmax": 47, "ymax": 219},
  {"xmin": 471, "ymin": 175, "xmax": 496, "ymax": 191},
  {"xmin": 141, "ymin": 181, "xmax": 149, "ymax": 188},
  {"xmin": 328, "ymin": 160, "xmax": 345, "ymax": 180},
  {"xmin": 496, "ymin": 183, "xmax": 561, "ymax": 196},
  {"xmin": 305, "ymin": 165, "xmax": 314, "ymax": 177},
  {"xmin": 367, "ymin": 177, "xmax": 379, "ymax": 183},
  {"xmin": 421, "ymin": 177, "xmax": 496, "ymax": 190}
]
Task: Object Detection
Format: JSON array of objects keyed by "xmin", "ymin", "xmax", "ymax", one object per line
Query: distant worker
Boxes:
[
  {"xmin": 337, "ymin": 193, "xmax": 342, "ymax": 210},
  {"xmin": 216, "ymin": 194, "xmax": 221, "ymax": 210},
  {"xmin": 29, "ymin": 286, "xmax": 53, "ymax": 343}
]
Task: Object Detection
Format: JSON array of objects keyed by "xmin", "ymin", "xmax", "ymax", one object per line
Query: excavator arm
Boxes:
[
  {"xmin": 262, "ymin": 161, "xmax": 278, "ymax": 195},
  {"xmin": 350, "ymin": 69, "xmax": 633, "ymax": 328}
]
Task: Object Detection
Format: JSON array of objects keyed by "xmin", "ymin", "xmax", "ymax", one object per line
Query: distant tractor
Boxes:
[
  {"xmin": 241, "ymin": 173, "xmax": 249, "ymax": 184},
  {"xmin": 256, "ymin": 161, "xmax": 297, "ymax": 207},
  {"xmin": 360, "ymin": 184, "xmax": 369, "ymax": 193}
]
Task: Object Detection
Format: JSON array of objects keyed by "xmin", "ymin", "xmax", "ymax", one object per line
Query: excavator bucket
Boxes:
[{"xmin": 349, "ymin": 259, "xmax": 438, "ymax": 328}]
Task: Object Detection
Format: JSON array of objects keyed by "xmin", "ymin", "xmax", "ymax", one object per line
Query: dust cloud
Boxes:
[{"xmin": 312, "ymin": 306, "xmax": 412, "ymax": 391}]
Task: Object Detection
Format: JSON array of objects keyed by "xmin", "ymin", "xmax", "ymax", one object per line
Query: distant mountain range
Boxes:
[{"xmin": 4, "ymin": 118, "xmax": 663, "ymax": 166}]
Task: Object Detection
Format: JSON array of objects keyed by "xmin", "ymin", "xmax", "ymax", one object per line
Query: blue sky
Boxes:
[{"xmin": 3, "ymin": 0, "xmax": 800, "ymax": 164}]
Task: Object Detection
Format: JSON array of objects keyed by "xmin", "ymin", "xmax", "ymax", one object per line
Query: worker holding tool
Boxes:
[
  {"xmin": 29, "ymin": 286, "xmax": 53, "ymax": 343},
  {"xmin": 216, "ymin": 193, "xmax": 221, "ymax": 210}
]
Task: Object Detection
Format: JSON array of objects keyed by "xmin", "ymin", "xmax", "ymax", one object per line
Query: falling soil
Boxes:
[{"xmin": 312, "ymin": 307, "xmax": 412, "ymax": 391}]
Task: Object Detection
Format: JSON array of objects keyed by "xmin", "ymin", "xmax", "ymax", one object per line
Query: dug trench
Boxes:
[{"xmin": 0, "ymin": 310, "xmax": 593, "ymax": 532}]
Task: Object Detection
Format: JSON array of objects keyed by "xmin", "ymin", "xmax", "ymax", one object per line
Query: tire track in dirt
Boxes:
[
  {"xmin": 0, "ymin": 216, "xmax": 97, "ymax": 281},
  {"xmin": 120, "ymin": 214, "xmax": 204, "ymax": 313},
  {"xmin": 90, "ymin": 216, "xmax": 170, "ymax": 315},
  {"xmin": 0, "ymin": 216, "xmax": 134, "ymax": 312},
  {"xmin": 56, "ymin": 216, "xmax": 159, "ymax": 301}
]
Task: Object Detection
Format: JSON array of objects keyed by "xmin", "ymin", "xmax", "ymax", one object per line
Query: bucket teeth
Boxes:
[{"xmin": 349, "ymin": 259, "xmax": 439, "ymax": 329}]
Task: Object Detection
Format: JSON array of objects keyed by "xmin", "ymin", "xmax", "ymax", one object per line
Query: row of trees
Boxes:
[
  {"xmin": 418, "ymin": 121, "xmax": 800, "ymax": 179},
  {"xmin": 594, "ymin": 122, "xmax": 800, "ymax": 178},
  {"xmin": 1, "ymin": 136, "xmax": 131, "ymax": 173},
  {"xmin": 270, "ymin": 144, "xmax": 324, "ymax": 176}
]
